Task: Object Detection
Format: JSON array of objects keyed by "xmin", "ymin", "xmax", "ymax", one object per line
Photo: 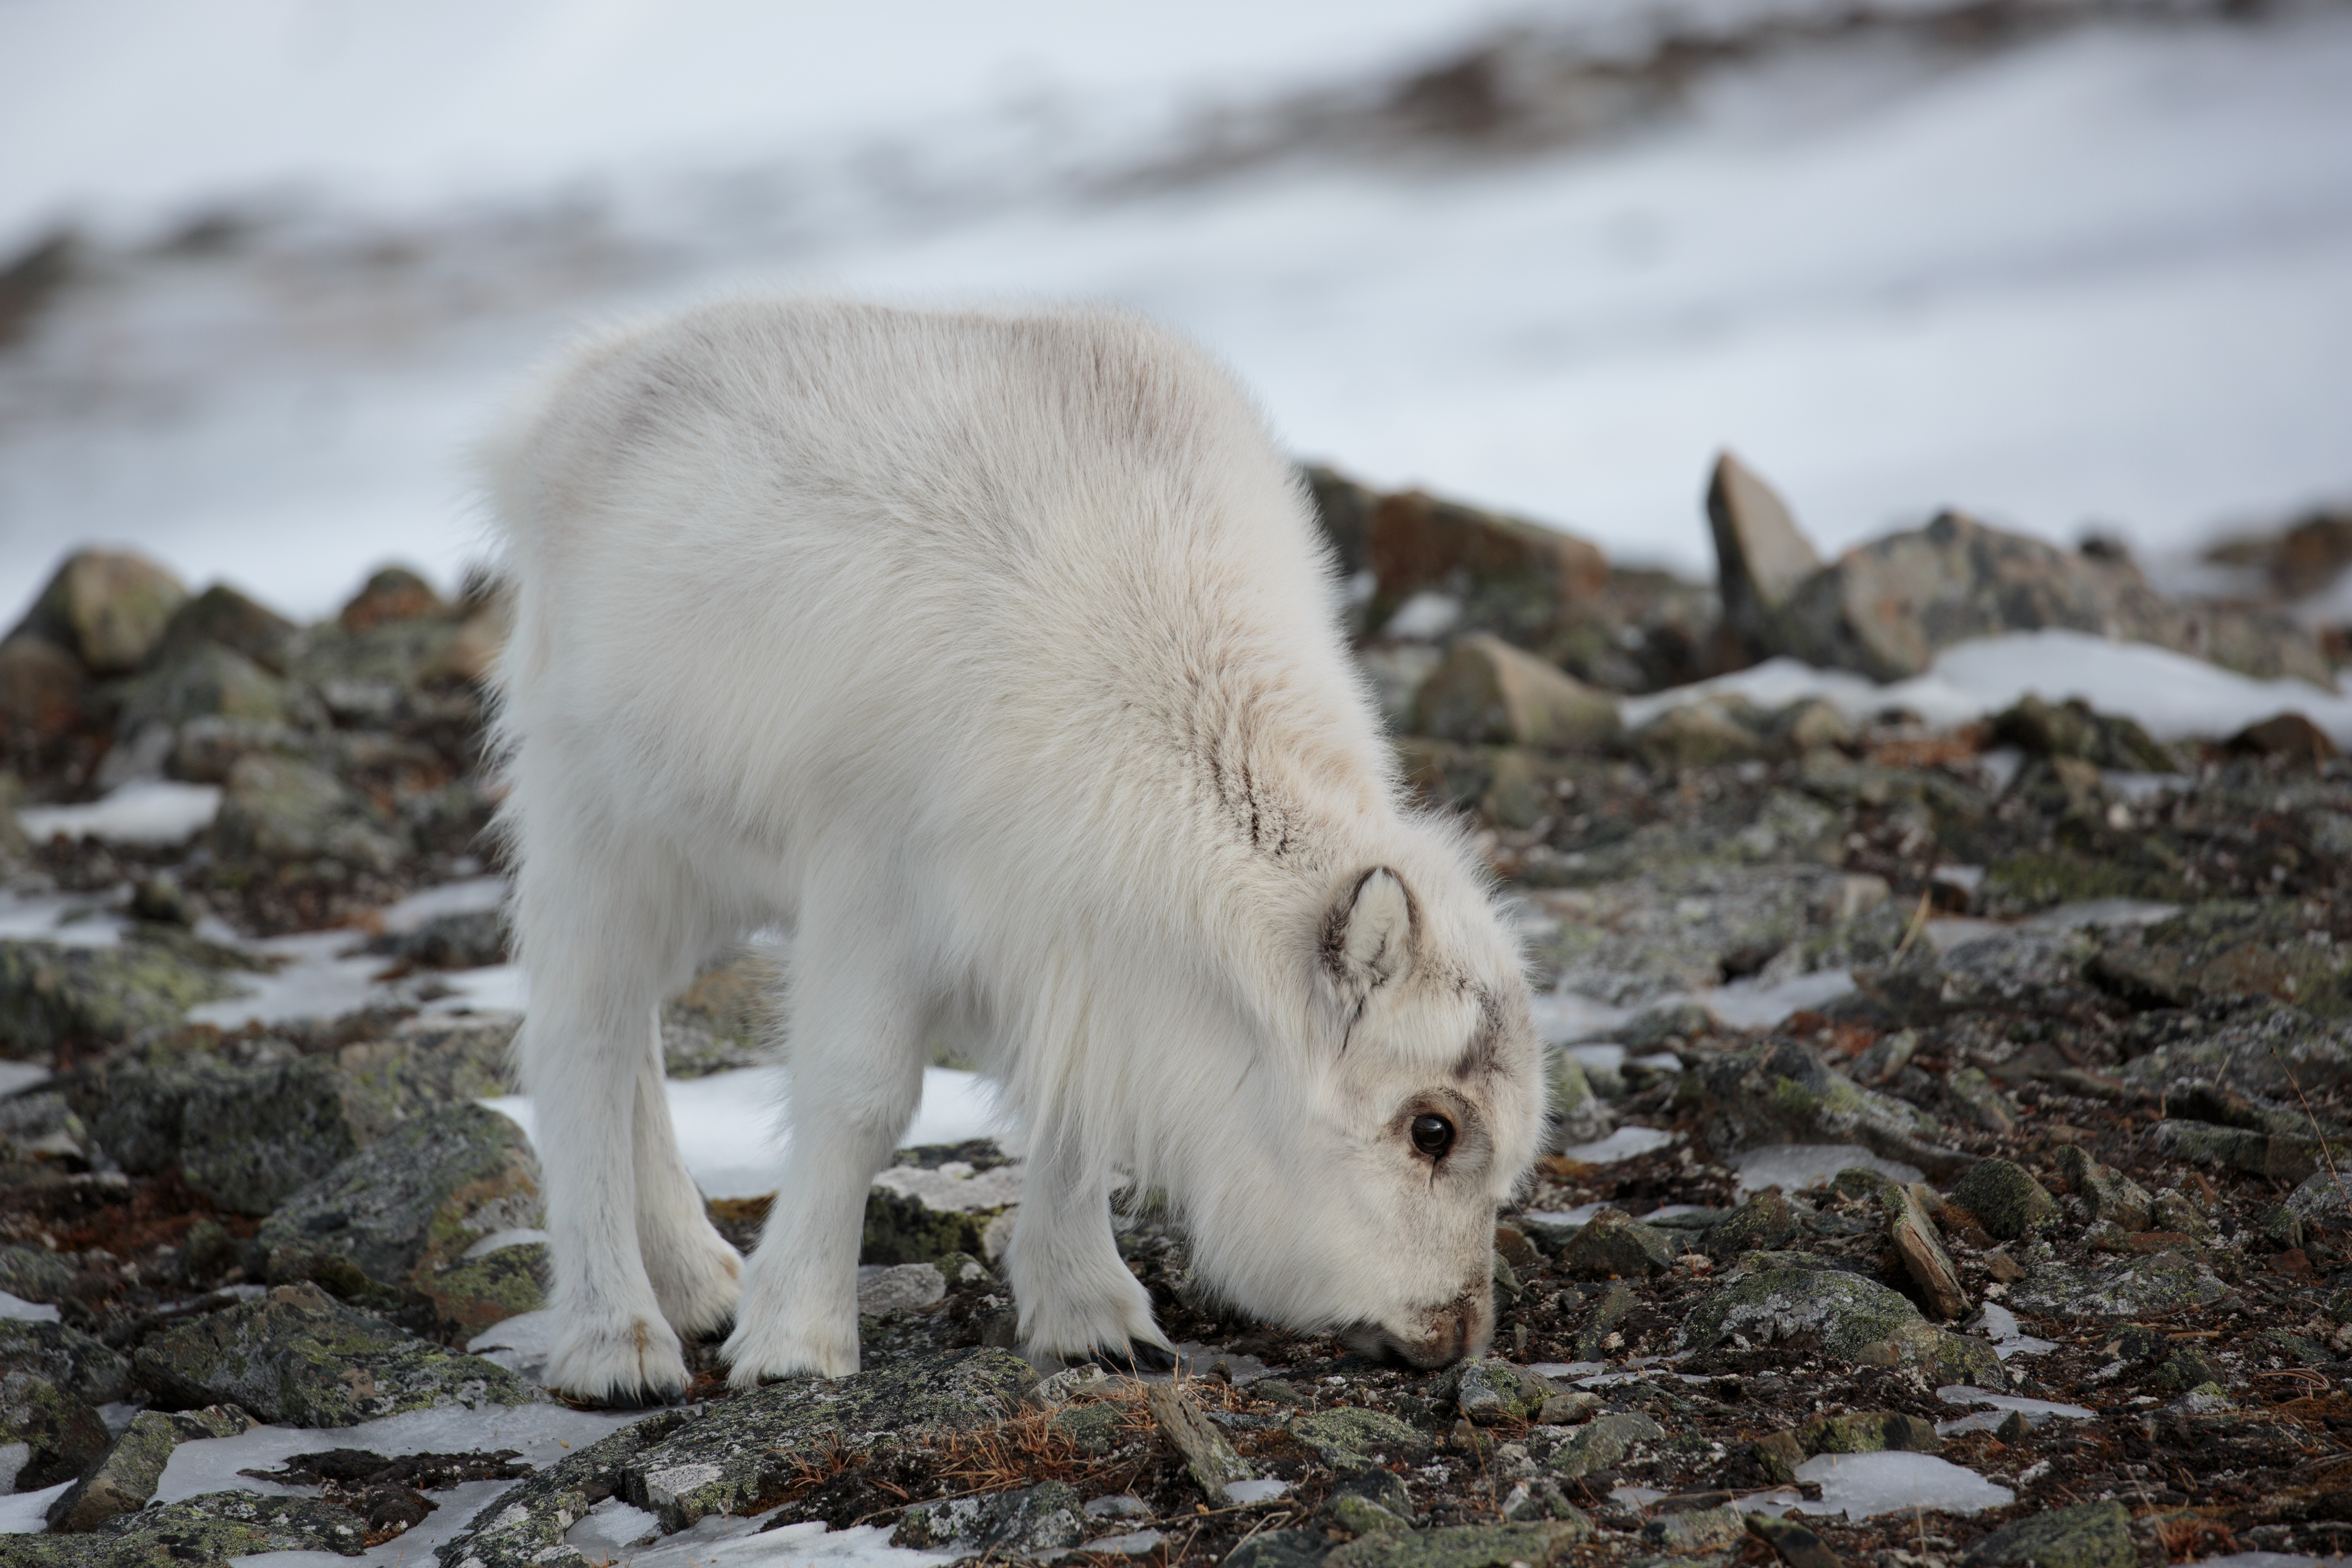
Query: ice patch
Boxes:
[
  {"xmin": 466, "ymin": 1309, "xmax": 559, "ymax": 1382},
  {"xmin": 583, "ymin": 1509, "xmax": 954, "ymax": 1568},
  {"xmin": 189, "ymin": 926, "xmax": 529, "ymax": 1031},
  {"xmin": 1557, "ymin": 1127, "xmax": 1676, "ymax": 1164},
  {"xmin": 1533, "ymin": 970, "xmax": 1855, "ymax": 1042},
  {"xmin": 1225, "ymin": 1479, "xmax": 1292, "ymax": 1504},
  {"xmin": 1380, "ymin": 591, "xmax": 1460, "ymax": 642},
  {"xmin": 0, "ymin": 1292, "xmax": 59, "ymax": 1324},
  {"xmin": 461, "ymin": 1227, "xmax": 548, "ymax": 1260},
  {"xmin": 379, "ymin": 876, "xmax": 508, "ymax": 933},
  {"xmin": 568, "ymin": 1498, "xmax": 663, "ymax": 1555},
  {"xmin": 1623, "ymin": 632, "xmax": 2352, "ymax": 748},
  {"xmin": 1966, "ymin": 1303, "xmax": 2058, "ymax": 1362},
  {"xmin": 1731, "ymin": 1144, "xmax": 1922, "ymax": 1196},
  {"xmin": 1077, "ymin": 1528, "xmax": 1168, "ymax": 1555},
  {"xmin": 0, "ymin": 1478, "xmax": 69, "ymax": 1534},
  {"xmin": 1788, "ymin": 1450, "xmax": 2013, "ymax": 1519},
  {"xmin": 0, "ymin": 1062, "xmax": 49, "ymax": 1097},
  {"xmin": 0, "ymin": 885, "xmax": 130, "ymax": 949},
  {"xmin": 1935, "ymin": 1385, "xmax": 2094, "ymax": 1435},
  {"xmin": 1527, "ymin": 1362, "xmax": 1605, "ymax": 1380},
  {"xmin": 16, "ymin": 781, "xmax": 222, "ymax": 847}
]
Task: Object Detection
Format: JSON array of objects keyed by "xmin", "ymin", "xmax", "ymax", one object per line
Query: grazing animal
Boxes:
[{"xmin": 483, "ymin": 298, "xmax": 1547, "ymax": 1401}]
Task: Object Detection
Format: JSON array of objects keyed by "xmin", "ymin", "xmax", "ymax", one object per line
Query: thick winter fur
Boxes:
[{"xmin": 483, "ymin": 298, "xmax": 1547, "ymax": 1401}]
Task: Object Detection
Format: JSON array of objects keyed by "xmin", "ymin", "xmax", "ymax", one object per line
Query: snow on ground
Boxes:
[
  {"xmin": 14, "ymin": 782, "xmax": 222, "ymax": 848},
  {"xmin": 1624, "ymin": 630, "xmax": 2352, "ymax": 744},
  {"xmin": 1729, "ymin": 1144, "xmax": 1924, "ymax": 1195},
  {"xmin": 1, "ymin": 5, "xmax": 2347, "ymax": 618}
]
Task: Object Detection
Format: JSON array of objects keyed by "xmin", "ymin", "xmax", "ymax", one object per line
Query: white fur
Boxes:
[{"xmin": 481, "ymin": 298, "xmax": 1547, "ymax": 1401}]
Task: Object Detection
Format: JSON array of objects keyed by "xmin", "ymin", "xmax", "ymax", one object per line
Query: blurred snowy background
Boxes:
[{"xmin": 2, "ymin": 0, "xmax": 2348, "ymax": 619}]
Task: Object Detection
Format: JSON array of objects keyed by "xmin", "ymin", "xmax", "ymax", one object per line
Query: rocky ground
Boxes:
[{"xmin": 1, "ymin": 457, "xmax": 2352, "ymax": 1568}]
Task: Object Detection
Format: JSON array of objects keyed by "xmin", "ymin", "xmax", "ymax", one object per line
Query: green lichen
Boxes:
[{"xmin": 1324, "ymin": 1520, "xmax": 1589, "ymax": 1568}]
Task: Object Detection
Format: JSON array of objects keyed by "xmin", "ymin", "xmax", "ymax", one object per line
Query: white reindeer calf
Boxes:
[{"xmin": 483, "ymin": 298, "xmax": 1546, "ymax": 1403}]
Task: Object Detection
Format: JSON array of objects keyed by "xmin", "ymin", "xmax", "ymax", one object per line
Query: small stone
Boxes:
[
  {"xmin": 1962, "ymin": 1498, "xmax": 2132, "ymax": 1568},
  {"xmin": 1632, "ymin": 700, "xmax": 1773, "ymax": 771},
  {"xmin": 856, "ymin": 1262, "xmax": 946, "ymax": 1316},
  {"xmin": 211, "ymin": 752, "xmax": 408, "ymax": 873},
  {"xmin": 1945, "ymin": 1067, "xmax": 2017, "ymax": 1135},
  {"xmin": 1411, "ymin": 635, "xmax": 1620, "ymax": 752},
  {"xmin": 1752, "ymin": 1429, "xmax": 1805, "ymax": 1484},
  {"xmin": 1948, "ymin": 1159, "xmax": 2060, "ymax": 1241},
  {"xmin": 1797, "ymin": 1410, "xmax": 1939, "ymax": 1455},
  {"xmin": 1288, "ymin": 1407, "xmax": 1427, "ymax": 1467},
  {"xmin": 1745, "ymin": 1513, "xmax": 1846, "ymax": 1568},
  {"xmin": 1148, "ymin": 1383, "xmax": 1253, "ymax": 1503},
  {"xmin": 1545, "ymin": 1410, "xmax": 1664, "ymax": 1479},
  {"xmin": 1452, "ymin": 1359, "xmax": 1553, "ymax": 1427},
  {"xmin": 1326, "ymin": 1468, "xmax": 1416, "ymax": 1536},
  {"xmin": 1704, "ymin": 1189, "xmax": 1800, "ymax": 1262},
  {"xmin": 2228, "ymin": 711, "xmax": 2339, "ymax": 762},
  {"xmin": 1572, "ymin": 1282, "xmax": 1638, "ymax": 1361},
  {"xmin": 1050, "ymin": 1400, "xmax": 1127, "ymax": 1457},
  {"xmin": 1553, "ymin": 1209, "xmax": 1675, "ymax": 1280},
  {"xmin": 1707, "ymin": 451, "xmax": 1822, "ymax": 661},
  {"xmin": 1324, "ymin": 1519, "xmax": 1589, "ymax": 1568},
  {"xmin": 1535, "ymin": 1391, "xmax": 1600, "ymax": 1426},
  {"xmin": 0, "ymin": 1320, "xmax": 131, "ymax": 1408},
  {"xmin": 11, "ymin": 549, "xmax": 188, "ymax": 675},
  {"xmin": 146, "ymin": 583, "xmax": 298, "ymax": 674},
  {"xmin": 1642, "ymin": 1504, "xmax": 1746, "ymax": 1554},
  {"xmin": 1227, "ymin": 1530, "xmax": 1341, "ymax": 1568},
  {"xmin": 2054, "ymin": 1145, "xmax": 2152, "ymax": 1233}
]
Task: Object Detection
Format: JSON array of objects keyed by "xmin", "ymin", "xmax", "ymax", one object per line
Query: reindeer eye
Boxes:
[{"xmin": 1410, "ymin": 1114, "xmax": 1455, "ymax": 1160}]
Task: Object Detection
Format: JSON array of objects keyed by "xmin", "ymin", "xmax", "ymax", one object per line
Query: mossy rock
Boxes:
[
  {"xmin": 0, "ymin": 1320, "xmax": 131, "ymax": 1408},
  {"xmin": 2010, "ymin": 1251, "xmax": 2229, "ymax": 1322},
  {"xmin": 1544, "ymin": 1048, "xmax": 1608, "ymax": 1146},
  {"xmin": 209, "ymin": 753, "xmax": 407, "ymax": 872},
  {"xmin": 1948, "ymin": 1158, "xmax": 2059, "ymax": 1240},
  {"xmin": 860, "ymin": 1186, "xmax": 989, "ymax": 1266},
  {"xmin": 1982, "ymin": 849, "xmax": 2183, "ymax": 916},
  {"xmin": 1962, "ymin": 1498, "xmax": 2131, "ymax": 1568},
  {"xmin": 8, "ymin": 1490, "xmax": 367, "ymax": 1566},
  {"xmin": 417, "ymin": 1244, "xmax": 549, "ymax": 1338},
  {"xmin": 0, "ymin": 933, "xmax": 245, "ymax": 1059},
  {"xmin": 1454, "ymin": 1359, "xmax": 1553, "ymax": 1426},
  {"xmin": 1324, "ymin": 1520, "xmax": 1589, "ymax": 1568},
  {"xmin": 1290, "ymin": 1407, "xmax": 1429, "ymax": 1466},
  {"xmin": 13, "ymin": 550, "xmax": 188, "ymax": 675},
  {"xmin": 1553, "ymin": 1209, "xmax": 1675, "ymax": 1280},
  {"xmin": 1703, "ymin": 1189, "xmax": 1799, "ymax": 1262},
  {"xmin": 2092, "ymin": 898, "xmax": 2352, "ymax": 1018},
  {"xmin": 131, "ymin": 1281, "xmax": 533, "ymax": 1427},
  {"xmin": 0, "ymin": 1368, "xmax": 110, "ymax": 1492},
  {"xmin": 1679, "ymin": 1267, "xmax": 1921, "ymax": 1361},
  {"xmin": 1048, "ymin": 1400, "xmax": 1128, "ymax": 1457},
  {"xmin": 1544, "ymin": 1411, "xmax": 1665, "ymax": 1479}
]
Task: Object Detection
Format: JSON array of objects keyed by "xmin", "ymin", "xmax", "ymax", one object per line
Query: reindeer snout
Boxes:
[{"xmin": 1344, "ymin": 1281, "xmax": 1496, "ymax": 1369}]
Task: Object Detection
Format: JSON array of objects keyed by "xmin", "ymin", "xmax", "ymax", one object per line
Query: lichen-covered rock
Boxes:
[
  {"xmin": 11, "ymin": 550, "xmax": 188, "ymax": 675},
  {"xmin": 417, "ymin": 1244, "xmax": 548, "ymax": 1337},
  {"xmin": 113, "ymin": 642, "xmax": 309, "ymax": 738},
  {"xmin": 1708, "ymin": 451, "xmax": 1821, "ymax": 662},
  {"xmin": 1948, "ymin": 1159, "xmax": 2059, "ymax": 1241},
  {"xmin": 610, "ymin": 1348, "xmax": 1036, "ymax": 1530},
  {"xmin": 891, "ymin": 1481, "xmax": 1085, "ymax": 1553},
  {"xmin": 1962, "ymin": 1498, "xmax": 2132, "ymax": 1568},
  {"xmin": 9, "ymin": 1490, "xmax": 368, "ymax": 1567},
  {"xmin": 1325, "ymin": 1520, "xmax": 1589, "ymax": 1568},
  {"xmin": 0, "ymin": 1369, "xmax": 109, "ymax": 1493},
  {"xmin": 0, "ymin": 1322, "xmax": 129, "ymax": 1408},
  {"xmin": 1289, "ymin": 1408, "xmax": 1428, "ymax": 1467},
  {"xmin": 1797, "ymin": 1409, "xmax": 1940, "ymax": 1455},
  {"xmin": 1411, "ymin": 635, "xmax": 1620, "ymax": 753},
  {"xmin": 44, "ymin": 1406, "xmax": 254, "ymax": 1532},
  {"xmin": 1860, "ymin": 924, "xmax": 2108, "ymax": 1025},
  {"xmin": 2120, "ymin": 1005, "xmax": 2352, "ymax": 1099},
  {"xmin": 133, "ymin": 1281, "xmax": 533, "ymax": 1426},
  {"xmin": 2146, "ymin": 1119, "xmax": 2344, "ymax": 1186},
  {"xmin": 861, "ymin": 1158, "xmax": 1023, "ymax": 1266},
  {"xmin": 2011, "ymin": 1251, "xmax": 2229, "ymax": 1322},
  {"xmin": 257, "ymin": 1103, "xmax": 541, "ymax": 1293},
  {"xmin": 1326, "ymin": 1467, "xmax": 1416, "ymax": 1534},
  {"xmin": 1682, "ymin": 1037, "xmax": 1967, "ymax": 1178},
  {"xmin": 1642, "ymin": 1504, "xmax": 1746, "ymax": 1554},
  {"xmin": 209, "ymin": 753, "xmax": 407, "ymax": 872},
  {"xmin": 2093, "ymin": 900, "xmax": 2352, "ymax": 1017},
  {"xmin": 436, "ymin": 1407, "xmax": 694, "ymax": 1568},
  {"xmin": 1553, "ymin": 1210, "xmax": 1675, "ymax": 1280},
  {"xmin": 1544, "ymin": 1048, "xmax": 1610, "ymax": 1147},
  {"xmin": 1453, "ymin": 1360, "xmax": 1554, "ymax": 1426},
  {"xmin": 1545, "ymin": 1411, "xmax": 1665, "ymax": 1479},
  {"xmin": 0, "ymin": 933, "xmax": 244, "ymax": 1059},
  {"xmin": 1991, "ymin": 694, "xmax": 2174, "ymax": 772},
  {"xmin": 1703, "ymin": 1189, "xmax": 1800, "ymax": 1262},
  {"xmin": 659, "ymin": 946, "xmax": 778, "ymax": 1079},
  {"xmin": 2056, "ymin": 1145, "xmax": 2153, "ymax": 1232},
  {"xmin": 146, "ymin": 584, "xmax": 297, "ymax": 675},
  {"xmin": 1531, "ymin": 865, "xmax": 1878, "ymax": 1006},
  {"xmin": 1631, "ymin": 698, "xmax": 1775, "ymax": 771},
  {"xmin": 1679, "ymin": 1267, "xmax": 1922, "ymax": 1360},
  {"xmin": 0, "ymin": 1245, "xmax": 74, "ymax": 1305}
]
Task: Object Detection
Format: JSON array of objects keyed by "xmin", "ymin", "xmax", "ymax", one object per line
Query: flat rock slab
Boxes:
[
  {"xmin": 0, "ymin": 1489, "xmax": 368, "ymax": 1568},
  {"xmin": 133, "ymin": 1281, "xmax": 534, "ymax": 1427},
  {"xmin": 2010, "ymin": 1252, "xmax": 2229, "ymax": 1321},
  {"xmin": 1325, "ymin": 1519, "xmax": 1591, "ymax": 1568},
  {"xmin": 437, "ymin": 1347, "xmax": 1037, "ymax": 1568}
]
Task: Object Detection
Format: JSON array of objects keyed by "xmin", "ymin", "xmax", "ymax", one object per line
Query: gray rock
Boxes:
[
  {"xmin": 9, "ymin": 1492, "xmax": 368, "ymax": 1567},
  {"xmin": 370, "ymin": 909, "xmax": 505, "ymax": 970},
  {"xmin": 45, "ymin": 1406, "xmax": 254, "ymax": 1532},
  {"xmin": 9, "ymin": 550, "xmax": 187, "ymax": 676},
  {"xmin": 133, "ymin": 1281, "xmax": 534, "ymax": 1427},
  {"xmin": 1704, "ymin": 1190, "xmax": 1800, "ymax": 1263},
  {"xmin": 0, "ymin": 1321, "xmax": 131, "ymax": 1408},
  {"xmin": 0, "ymin": 933, "xmax": 246, "ymax": 1061},
  {"xmin": 1453, "ymin": 1360, "xmax": 1554, "ymax": 1426},
  {"xmin": 0, "ymin": 1245, "xmax": 74, "ymax": 1305},
  {"xmin": 1529, "ymin": 865, "xmax": 1878, "ymax": 1007},
  {"xmin": 1227, "ymin": 1530, "xmax": 1340, "ymax": 1568},
  {"xmin": 1630, "ymin": 699, "xmax": 1775, "ymax": 772},
  {"xmin": 1707, "ymin": 451, "xmax": 1821, "ymax": 662},
  {"xmin": 145, "ymin": 584, "xmax": 298, "ymax": 676},
  {"xmin": 1546, "ymin": 1411, "xmax": 1665, "ymax": 1479},
  {"xmin": 2056, "ymin": 1145, "xmax": 2153, "ymax": 1232},
  {"xmin": 607, "ymin": 1348, "xmax": 1034, "ymax": 1532},
  {"xmin": 1327, "ymin": 1467, "xmax": 1416, "ymax": 1533},
  {"xmin": 1948, "ymin": 1159, "xmax": 2059, "ymax": 1241},
  {"xmin": 1962, "ymin": 1498, "xmax": 2132, "ymax": 1568},
  {"xmin": 1572, "ymin": 1281, "xmax": 1638, "ymax": 1362},
  {"xmin": 0, "ymin": 1369, "xmax": 109, "ymax": 1493},
  {"xmin": 113, "ymin": 642, "xmax": 310, "ymax": 740},
  {"xmin": 1287, "ymin": 1407, "xmax": 1428, "ymax": 1467},
  {"xmin": 855, "ymin": 1262, "xmax": 946, "ymax": 1317},
  {"xmin": 435, "ymin": 1405, "xmax": 694, "ymax": 1568},
  {"xmin": 1772, "ymin": 509, "xmax": 2332, "ymax": 686},
  {"xmin": 891, "ymin": 1481, "xmax": 1086, "ymax": 1554},
  {"xmin": 1412, "ymin": 635, "xmax": 1620, "ymax": 752},
  {"xmin": 209, "ymin": 753, "xmax": 407, "ymax": 872},
  {"xmin": 1149, "ymin": 1383, "xmax": 1253, "ymax": 1503},
  {"xmin": 1682, "ymin": 1038, "xmax": 1968, "ymax": 1179},
  {"xmin": 1680, "ymin": 1267, "xmax": 1920, "ymax": 1359},
  {"xmin": 1544, "ymin": 1049, "xmax": 1611, "ymax": 1146},
  {"xmin": 2092, "ymin": 899, "xmax": 2352, "ymax": 1018},
  {"xmin": 1642, "ymin": 1503, "xmax": 1746, "ymax": 1554},
  {"xmin": 2120, "ymin": 1005, "xmax": 2352, "ymax": 1100},
  {"xmin": 2010, "ymin": 1251, "xmax": 2228, "ymax": 1322},
  {"xmin": 2145, "ymin": 1119, "xmax": 2344, "ymax": 1186},
  {"xmin": 1553, "ymin": 1210, "xmax": 1676, "ymax": 1280},
  {"xmin": 257, "ymin": 1103, "xmax": 541, "ymax": 1293},
  {"xmin": 1326, "ymin": 1521, "xmax": 1589, "ymax": 1568}
]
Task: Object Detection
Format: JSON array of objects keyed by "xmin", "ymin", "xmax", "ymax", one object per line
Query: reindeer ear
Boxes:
[{"xmin": 1325, "ymin": 867, "xmax": 1414, "ymax": 994}]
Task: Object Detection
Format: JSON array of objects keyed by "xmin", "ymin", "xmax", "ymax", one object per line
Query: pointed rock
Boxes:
[
  {"xmin": 1411, "ymin": 634, "xmax": 1620, "ymax": 751},
  {"xmin": 1706, "ymin": 452, "xmax": 1820, "ymax": 661}
]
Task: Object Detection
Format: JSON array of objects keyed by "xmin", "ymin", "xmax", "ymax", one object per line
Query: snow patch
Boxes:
[
  {"xmin": 1557, "ymin": 1127, "xmax": 1677, "ymax": 1165},
  {"xmin": 16, "ymin": 782, "xmax": 222, "ymax": 847},
  {"xmin": 1788, "ymin": 1450, "xmax": 2014, "ymax": 1519},
  {"xmin": 1731, "ymin": 1144, "xmax": 1923, "ymax": 1196},
  {"xmin": 0, "ymin": 1292, "xmax": 59, "ymax": 1324}
]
